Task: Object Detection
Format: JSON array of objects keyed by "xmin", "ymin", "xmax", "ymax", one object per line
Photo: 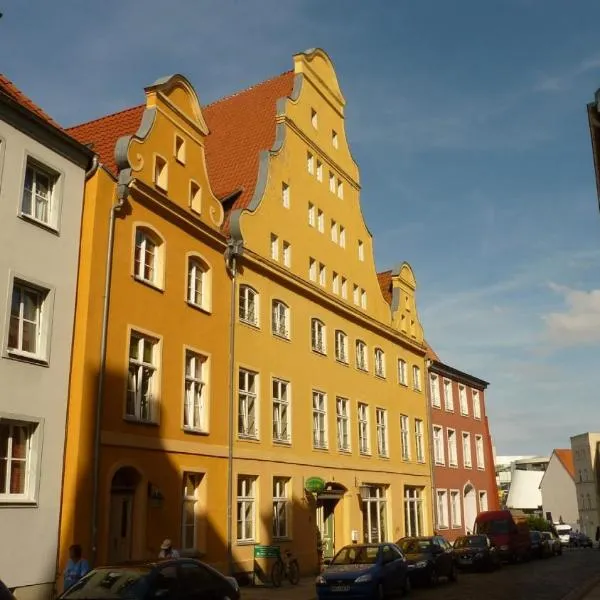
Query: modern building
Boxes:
[
  {"xmin": 503, "ymin": 456, "xmax": 549, "ymax": 513},
  {"xmin": 424, "ymin": 350, "xmax": 498, "ymax": 539},
  {"xmin": 58, "ymin": 49, "xmax": 434, "ymax": 579},
  {"xmin": 571, "ymin": 432, "xmax": 600, "ymax": 537},
  {"xmin": 0, "ymin": 75, "xmax": 93, "ymax": 599},
  {"xmin": 540, "ymin": 449, "xmax": 577, "ymax": 529}
]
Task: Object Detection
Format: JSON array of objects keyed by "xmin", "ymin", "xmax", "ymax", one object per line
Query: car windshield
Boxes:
[
  {"xmin": 475, "ymin": 519, "xmax": 509, "ymax": 535},
  {"xmin": 331, "ymin": 546, "xmax": 379, "ymax": 565},
  {"xmin": 541, "ymin": 532, "xmax": 551, "ymax": 539},
  {"xmin": 454, "ymin": 536, "xmax": 487, "ymax": 548},
  {"xmin": 397, "ymin": 539, "xmax": 432, "ymax": 553},
  {"xmin": 61, "ymin": 568, "xmax": 152, "ymax": 600}
]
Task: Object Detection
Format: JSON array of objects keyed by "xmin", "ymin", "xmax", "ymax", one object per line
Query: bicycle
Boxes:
[{"xmin": 271, "ymin": 548, "xmax": 300, "ymax": 587}]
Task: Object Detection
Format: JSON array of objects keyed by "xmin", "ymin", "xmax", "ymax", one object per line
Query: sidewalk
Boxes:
[
  {"xmin": 240, "ymin": 577, "xmax": 316, "ymax": 600},
  {"xmin": 563, "ymin": 575, "xmax": 600, "ymax": 600}
]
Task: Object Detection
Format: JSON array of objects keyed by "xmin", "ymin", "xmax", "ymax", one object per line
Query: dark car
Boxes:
[
  {"xmin": 541, "ymin": 531, "xmax": 562, "ymax": 556},
  {"xmin": 453, "ymin": 535, "xmax": 501, "ymax": 571},
  {"xmin": 397, "ymin": 535, "xmax": 457, "ymax": 587},
  {"xmin": 315, "ymin": 543, "xmax": 410, "ymax": 599},
  {"xmin": 571, "ymin": 532, "xmax": 593, "ymax": 548},
  {"xmin": 0, "ymin": 581, "xmax": 16, "ymax": 600},
  {"xmin": 530, "ymin": 531, "xmax": 545, "ymax": 558},
  {"xmin": 56, "ymin": 559, "xmax": 240, "ymax": 600}
]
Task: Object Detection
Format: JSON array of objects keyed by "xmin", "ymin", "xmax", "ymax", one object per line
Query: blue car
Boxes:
[{"xmin": 315, "ymin": 543, "xmax": 411, "ymax": 599}]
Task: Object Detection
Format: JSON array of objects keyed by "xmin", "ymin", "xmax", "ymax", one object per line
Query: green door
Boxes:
[{"xmin": 318, "ymin": 504, "xmax": 335, "ymax": 558}]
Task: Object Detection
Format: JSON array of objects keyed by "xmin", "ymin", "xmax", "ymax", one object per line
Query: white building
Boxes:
[
  {"xmin": 0, "ymin": 76, "xmax": 93, "ymax": 600},
  {"xmin": 571, "ymin": 433, "xmax": 600, "ymax": 537},
  {"xmin": 495, "ymin": 455, "xmax": 547, "ymax": 509},
  {"xmin": 540, "ymin": 449, "xmax": 578, "ymax": 529}
]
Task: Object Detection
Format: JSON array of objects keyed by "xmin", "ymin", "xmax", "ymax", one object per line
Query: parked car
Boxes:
[
  {"xmin": 56, "ymin": 559, "xmax": 240, "ymax": 600},
  {"xmin": 474, "ymin": 510, "xmax": 531, "ymax": 563},
  {"xmin": 570, "ymin": 532, "xmax": 593, "ymax": 548},
  {"xmin": 397, "ymin": 535, "xmax": 457, "ymax": 587},
  {"xmin": 315, "ymin": 543, "xmax": 411, "ymax": 599},
  {"xmin": 0, "ymin": 581, "xmax": 15, "ymax": 600},
  {"xmin": 453, "ymin": 534, "xmax": 501, "ymax": 571},
  {"xmin": 555, "ymin": 523, "xmax": 572, "ymax": 546},
  {"xmin": 541, "ymin": 531, "xmax": 562, "ymax": 556},
  {"xmin": 530, "ymin": 531, "xmax": 546, "ymax": 559}
]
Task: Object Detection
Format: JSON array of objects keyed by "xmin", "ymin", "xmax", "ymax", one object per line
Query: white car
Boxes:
[{"xmin": 554, "ymin": 524, "xmax": 572, "ymax": 546}]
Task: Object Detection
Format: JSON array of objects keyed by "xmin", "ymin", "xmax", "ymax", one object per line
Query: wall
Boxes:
[
  {"xmin": 540, "ymin": 454, "xmax": 578, "ymax": 528},
  {"xmin": 571, "ymin": 433, "xmax": 600, "ymax": 536}
]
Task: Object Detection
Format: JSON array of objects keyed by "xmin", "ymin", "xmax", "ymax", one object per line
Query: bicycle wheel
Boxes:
[
  {"xmin": 271, "ymin": 560, "xmax": 283, "ymax": 587},
  {"xmin": 288, "ymin": 559, "xmax": 300, "ymax": 585}
]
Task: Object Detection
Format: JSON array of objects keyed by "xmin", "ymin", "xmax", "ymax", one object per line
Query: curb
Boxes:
[{"xmin": 561, "ymin": 574, "xmax": 600, "ymax": 600}]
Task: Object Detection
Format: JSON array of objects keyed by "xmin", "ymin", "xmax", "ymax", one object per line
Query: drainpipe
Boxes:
[
  {"xmin": 90, "ymin": 174, "xmax": 129, "ymax": 566},
  {"xmin": 225, "ymin": 239, "xmax": 243, "ymax": 575},
  {"xmin": 424, "ymin": 359, "xmax": 438, "ymax": 533}
]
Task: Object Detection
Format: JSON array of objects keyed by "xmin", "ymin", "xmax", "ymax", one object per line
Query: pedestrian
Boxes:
[
  {"xmin": 63, "ymin": 544, "xmax": 90, "ymax": 591},
  {"xmin": 159, "ymin": 539, "xmax": 180, "ymax": 559},
  {"xmin": 595, "ymin": 525, "xmax": 600, "ymax": 549}
]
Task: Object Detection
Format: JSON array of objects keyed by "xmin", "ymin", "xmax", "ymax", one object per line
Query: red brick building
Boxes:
[{"xmin": 427, "ymin": 347, "xmax": 498, "ymax": 541}]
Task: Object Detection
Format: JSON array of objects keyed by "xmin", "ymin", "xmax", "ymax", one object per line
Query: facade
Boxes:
[
  {"xmin": 58, "ymin": 49, "xmax": 434, "ymax": 579},
  {"xmin": 540, "ymin": 449, "xmax": 577, "ymax": 529},
  {"xmin": 0, "ymin": 76, "xmax": 93, "ymax": 599},
  {"xmin": 425, "ymin": 355, "xmax": 498, "ymax": 540},
  {"xmin": 571, "ymin": 432, "xmax": 600, "ymax": 537},
  {"xmin": 495, "ymin": 454, "xmax": 536, "ymax": 506}
]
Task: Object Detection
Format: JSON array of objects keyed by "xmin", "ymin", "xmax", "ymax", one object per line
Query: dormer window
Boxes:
[
  {"xmin": 311, "ymin": 108, "xmax": 318, "ymax": 129},
  {"xmin": 154, "ymin": 155, "xmax": 168, "ymax": 191},
  {"xmin": 175, "ymin": 135, "xmax": 186, "ymax": 164},
  {"xmin": 332, "ymin": 130, "xmax": 338, "ymax": 149},
  {"xmin": 189, "ymin": 181, "xmax": 201, "ymax": 214}
]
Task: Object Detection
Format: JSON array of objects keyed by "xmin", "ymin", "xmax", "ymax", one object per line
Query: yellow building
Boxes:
[{"xmin": 58, "ymin": 49, "xmax": 432, "ymax": 580}]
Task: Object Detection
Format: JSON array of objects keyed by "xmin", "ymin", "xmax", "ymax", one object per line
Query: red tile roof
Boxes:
[
  {"xmin": 0, "ymin": 74, "xmax": 63, "ymax": 130},
  {"xmin": 377, "ymin": 270, "xmax": 393, "ymax": 304},
  {"xmin": 554, "ymin": 449, "xmax": 575, "ymax": 479},
  {"xmin": 67, "ymin": 70, "xmax": 295, "ymax": 231},
  {"xmin": 424, "ymin": 343, "xmax": 440, "ymax": 361}
]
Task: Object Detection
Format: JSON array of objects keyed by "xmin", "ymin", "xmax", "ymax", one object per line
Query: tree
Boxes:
[{"xmin": 527, "ymin": 515, "xmax": 551, "ymax": 531}]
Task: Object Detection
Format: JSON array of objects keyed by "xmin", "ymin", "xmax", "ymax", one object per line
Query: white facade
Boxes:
[
  {"xmin": 540, "ymin": 452, "xmax": 578, "ymax": 529},
  {"xmin": 571, "ymin": 433, "xmax": 600, "ymax": 538},
  {"xmin": 0, "ymin": 89, "xmax": 91, "ymax": 599},
  {"xmin": 506, "ymin": 469, "xmax": 544, "ymax": 511}
]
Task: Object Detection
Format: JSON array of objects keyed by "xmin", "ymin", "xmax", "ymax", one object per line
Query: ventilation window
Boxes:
[
  {"xmin": 175, "ymin": 135, "xmax": 186, "ymax": 164},
  {"xmin": 154, "ymin": 155, "xmax": 168, "ymax": 191},
  {"xmin": 190, "ymin": 181, "xmax": 201, "ymax": 214},
  {"xmin": 311, "ymin": 108, "xmax": 318, "ymax": 129},
  {"xmin": 332, "ymin": 130, "xmax": 339, "ymax": 149}
]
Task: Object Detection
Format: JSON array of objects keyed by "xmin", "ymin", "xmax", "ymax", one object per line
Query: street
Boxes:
[{"xmin": 241, "ymin": 548, "xmax": 600, "ymax": 600}]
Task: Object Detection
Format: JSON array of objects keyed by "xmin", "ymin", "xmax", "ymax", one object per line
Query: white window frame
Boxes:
[
  {"xmin": 398, "ymin": 359, "xmax": 407, "ymax": 386},
  {"xmin": 478, "ymin": 490, "xmax": 488, "ymax": 513},
  {"xmin": 356, "ymin": 340, "xmax": 368, "ymax": 371},
  {"xmin": 20, "ymin": 159, "xmax": 58, "ymax": 228},
  {"xmin": 238, "ymin": 369, "xmax": 258, "ymax": 439},
  {"xmin": 308, "ymin": 203, "xmax": 315, "ymax": 227},
  {"xmin": 433, "ymin": 425, "xmax": 445, "ymax": 465},
  {"xmin": 181, "ymin": 472, "xmax": 201, "ymax": 550},
  {"xmin": 443, "ymin": 379, "xmax": 454, "ymax": 411},
  {"xmin": 311, "ymin": 318, "xmax": 326, "ymax": 354},
  {"xmin": 412, "ymin": 365, "xmax": 422, "ymax": 391},
  {"xmin": 127, "ymin": 331, "xmax": 159, "ymax": 423},
  {"xmin": 331, "ymin": 220, "xmax": 338, "ymax": 243},
  {"xmin": 272, "ymin": 300, "xmax": 290, "ymax": 339},
  {"xmin": 362, "ymin": 486, "xmax": 388, "ymax": 543},
  {"xmin": 459, "ymin": 385, "xmax": 469, "ymax": 415},
  {"xmin": 309, "ymin": 258, "xmax": 317, "ymax": 282},
  {"xmin": 353, "ymin": 285, "xmax": 359, "ymax": 305},
  {"xmin": 360, "ymin": 290, "xmax": 367, "ymax": 310},
  {"xmin": 311, "ymin": 108, "xmax": 318, "ymax": 129},
  {"xmin": 341, "ymin": 277, "xmax": 348, "ymax": 299},
  {"xmin": 273, "ymin": 477, "xmax": 290, "ymax": 539},
  {"xmin": 475, "ymin": 435, "xmax": 485, "ymax": 469},
  {"xmin": 307, "ymin": 152, "xmax": 314, "ymax": 175},
  {"xmin": 270, "ymin": 233, "xmax": 279, "ymax": 261},
  {"xmin": 282, "ymin": 182, "xmax": 290, "ymax": 207},
  {"xmin": 415, "ymin": 419, "xmax": 425, "ymax": 463},
  {"xmin": 236, "ymin": 475, "xmax": 256, "ymax": 542},
  {"xmin": 339, "ymin": 226, "xmax": 346, "ymax": 248},
  {"xmin": 430, "ymin": 374, "xmax": 441, "ymax": 408},
  {"xmin": 332, "ymin": 272, "xmax": 340, "ymax": 295},
  {"xmin": 329, "ymin": 172, "xmax": 336, "ymax": 193},
  {"xmin": 472, "ymin": 389, "xmax": 482, "ymax": 419},
  {"xmin": 447, "ymin": 428, "xmax": 458, "ymax": 467},
  {"xmin": 272, "ymin": 378, "xmax": 290, "ymax": 443},
  {"xmin": 337, "ymin": 179, "xmax": 344, "ymax": 199},
  {"xmin": 450, "ymin": 490, "xmax": 462, "ymax": 528},
  {"xmin": 400, "ymin": 414, "xmax": 411, "ymax": 461},
  {"xmin": 239, "ymin": 285, "xmax": 259, "ymax": 327},
  {"xmin": 317, "ymin": 160, "xmax": 323, "ymax": 182},
  {"xmin": 187, "ymin": 256, "xmax": 209, "ymax": 311},
  {"xmin": 317, "ymin": 209, "xmax": 324, "ymax": 233},
  {"xmin": 183, "ymin": 350, "xmax": 207, "ymax": 433},
  {"xmin": 134, "ymin": 227, "xmax": 162, "ymax": 287},
  {"xmin": 282, "ymin": 241, "xmax": 291, "ymax": 268},
  {"xmin": 374, "ymin": 348, "xmax": 386, "ymax": 378},
  {"xmin": 312, "ymin": 390, "xmax": 327, "ymax": 449},
  {"xmin": 332, "ymin": 130, "xmax": 338, "ymax": 149},
  {"xmin": 462, "ymin": 432, "xmax": 472, "ymax": 468},
  {"xmin": 358, "ymin": 402, "xmax": 370, "ymax": 455},
  {"xmin": 336, "ymin": 397, "xmax": 350, "ymax": 452},
  {"xmin": 334, "ymin": 330, "xmax": 348, "ymax": 364},
  {"xmin": 319, "ymin": 263, "xmax": 326, "ymax": 287},
  {"xmin": 436, "ymin": 489, "xmax": 449, "ymax": 529},
  {"xmin": 404, "ymin": 487, "xmax": 424, "ymax": 537},
  {"xmin": 358, "ymin": 240, "xmax": 364, "ymax": 261},
  {"xmin": 376, "ymin": 408, "xmax": 388, "ymax": 457}
]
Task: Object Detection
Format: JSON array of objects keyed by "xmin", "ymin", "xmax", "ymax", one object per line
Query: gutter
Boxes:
[{"xmin": 424, "ymin": 358, "xmax": 438, "ymax": 533}]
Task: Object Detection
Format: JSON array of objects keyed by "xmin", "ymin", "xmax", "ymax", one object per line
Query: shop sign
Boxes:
[{"xmin": 304, "ymin": 476, "xmax": 326, "ymax": 494}]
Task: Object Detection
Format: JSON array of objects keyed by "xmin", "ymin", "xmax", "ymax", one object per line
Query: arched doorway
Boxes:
[
  {"xmin": 108, "ymin": 467, "xmax": 141, "ymax": 563},
  {"xmin": 316, "ymin": 482, "xmax": 347, "ymax": 559},
  {"xmin": 463, "ymin": 484, "xmax": 477, "ymax": 534}
]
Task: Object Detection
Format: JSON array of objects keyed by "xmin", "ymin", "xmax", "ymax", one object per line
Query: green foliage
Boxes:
[{"xmin": 526, "ymin": 515, "xmax": 551, "ymax": 532}]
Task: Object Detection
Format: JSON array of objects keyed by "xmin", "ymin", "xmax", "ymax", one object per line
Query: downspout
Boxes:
[
  {"xmin": 424, "ymin": 358, "xmax": 438, "ymax": 533},
  {"xmin": 90, "ymin": 172, "xmax": 129, "ymax": 566}
]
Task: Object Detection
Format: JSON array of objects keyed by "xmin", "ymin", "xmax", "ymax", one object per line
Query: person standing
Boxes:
[
  {"xmin": 595, "ymin": 525, "xmax": 600, "ymax": 549},
  {"xmin": 64, "ymin": 545, "xmax": 90, "ymax": 591},
  {"xmin": 159, "ymin": 539, "xmax": 180, "ymax": 559}
]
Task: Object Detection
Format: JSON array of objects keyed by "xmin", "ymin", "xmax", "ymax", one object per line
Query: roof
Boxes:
[
  {"xmin": 554, "ymin": 449, "xmax": 575, "ymax": 479},
  {"xmin": 377, "ymin": 270, "xmax": 392, "ymax": 304},
  {"xmin": 67, "ymin": 70, "xmax": 296, "ymax": 232},
  {"xmin": 0, "ymin": 74, "xmax": 63, "ymax": 130}
]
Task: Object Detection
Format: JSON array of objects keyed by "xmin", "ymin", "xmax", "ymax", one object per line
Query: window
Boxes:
[
  {"xmin": 134, "ymin": 228, "xmax": 161, "ymax": 286},
  {"xmin": 307, "ymin": 152, "xmax": 314, "ymax": 175},
  {"xmin": 459, "ymin": 385, "xmax": 469, "ymax": 415},
  {"xmin": 189, "ymin": 181, "xmax": 201, "ymax": 213},
  {"xmin": 154, "ymin": 155, "xmax": 168, "ymax": 190},
  {"xmin": 127, "ymin": 332, "xmax": 159, "ymax": 423},
  {"xmin": 339, "ymin": 226, "xmax": 346, "ymax": 248},
  {"xmin": 360, "ymin": 290, "xmax": 367, "ymax": 310},
  {"xmin": 282, "ymin": 241, "xmax": 291, "ymax": 268},
  {"xmin": 341, "ymin": 277, "xmax": 348, "ymax": 299},
  {"xmin": 317, "ymin": 209, "xmax": 324, "ymax": 233},
  {"xmin": 239, "ymin": 285, "xmax": 258, "ymax": 326},
  {"xmin": 238, "ymin": 369, "xmax": 258, "ymax": 438},
  {"xmin": 447, "ymin": 429, "xmax": 458, "ymax": 466},
  {"xmin": 374, "ymin": 348, "xmax": 386, "ymax": 378},
  {"xmin": 309, "ymin": 258, "xmax": 317, "ymax": 282},
  {"xmin": 473, "ymin": 390, "xmax": 481, "ymax": 419},
  {"xmin": 412, "ymin": 366, "xmax": 421, "ymax": 391},
  {"xmin": 332, "ymin": 130, "xmax": 338, "ymax": 148},
  {"xmin": 181, "ymin": 473, "xmax": 200, "ymax": 550},
  {"xmin": 443, "ymin": 379, "xmax": 454, "ymax": 411},
  {"xmin": 270, "ymin": 234, "xmax": 279, "ymax": 261},
  {"xmin": 175, "ymin": 135, "xmax": 186, "ymax": 163},
  {"xmin": 400, "ymin": 415, "xmax": 410, "ymax": 461},
  {"xmin": 376, "ymin": 408, "xmax": 388, "ymax": 457},
  {"xmin": 282, "ymin": 182, "xmax": 290, "ymax": 208},
  {"xmin": 479, "ymin": 491, "xmax": 488, "ymax": 513},
  {"xmin": 317, "ymin": 160, "xmax": 323, "ymax": 182},
  {"xmin": 398, "ymin": 359, "xmax": 408, "ymax": 386},
  {"xmin": 450, "ymin": 491, "xmax": 461, "ymax": 527},
  {"xmin": 362, "ymin": 486, "xmax": 387, "ymax": 543},
  {"xmin": 272, "ymin": 301, "xmax": 289, "ymax": 339},
  {"xmin": 356, "ymin": 340, "xmax": 368, "ymax": 371},
  {"xmin": 337, "ymin": 180, "xmax": 344, "ymax": 199},
  {"xmin": 183, "ymin": 350, "xmax": 206, "ymax": 432},
  {"xmin": 358, "ymin": 240, "xmax": 364, "ymax": 261},
  {"xmin": 319, "ymin": 263, "xmax": 326, "ymax": 287},
  {"xmin": 187, "ymin": 257, "xmax": 208, "ymax": 309},
  {"xmin": 475, "ymin": 435, "xmax": 485, "ymax": 469},
  {"xmin": 272, "ymin": 379, "xmax": 290, "ymax": 443},
  {"xmin": 353, "ymin": 285, "xmax": 359, "ymax": 305},
  {"xmin": 308, "ymin": 203, "xmax": 315, "ymax": 226},
  {"xmin": 236, "ymin": 476, "xmax": 256, "ymax": 542},
  {"xmin": 358, "ymin": 402, "xmax": 369, "ymax": 454},
  {"xmin": 332, "ymin": 272, "xmax": 340, "ymax": 295},
  {"xmin": 430, "ymin": 374, "xmax": 441, "ymax": 407},
  {"xmin": 436, "ymin": 490, "xmax": 449, "ymax": 529},
  {"xmin": 8, "ymin": 281, "xmax": 47, "ymax": 358},
  {"xmin": 404, "ymin": 487, "xmax": 424, "ymax": 537},
  {"xmin": 331, "ymin": 220, "xmax": 338, "ymax": 243},
  {"xmin": 21, "ymin": 161, "xmax": 56, "ymax": 226},
  {"xmin": 433, "ymin": 426, "xmax": 444, "ymax": 465},
  {"xmin": 311, "ymin": 108, "xmax": 318, "ymax": 129},
  {"xmin": 312, "ymin": 391, "xmax": 327, "ymax": 449},
  {"xmin": 311, "ymin": 319, "xmax": 326, "ymax": 354},
  {"xmin": 0, "ymin": 420, "xmax": 38, "ymax": 501},
  {"xmin": 462, "ymin": 432, "xmax": 472, "ymax": 468},
  {"xmin": 335, "ymin": 330, "xmax": 348, "ymax": 363},
  {"xmin": 415, "ymin": 419, "xmax": 425, "ymax": 463},
  {"xmin": 329, "ymin": 172, "xmax": 336, "ymax": 193},
  {"xmin": 273, "ymin": 478, "xmax": 289, "ymax": 539},
  {"xmin": 336, "ymin": 397, "xmax": 350, "ymax": 451}
]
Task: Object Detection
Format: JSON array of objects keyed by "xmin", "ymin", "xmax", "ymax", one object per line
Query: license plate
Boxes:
[{"xmin": 331, "ymin": 585, "xmax": 350, "ymax": 592}]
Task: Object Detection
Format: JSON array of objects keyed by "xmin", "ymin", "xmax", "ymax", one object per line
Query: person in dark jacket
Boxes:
[{"xmin": 595, "ymin": 525, "xmax": 600, "ymax": 549}]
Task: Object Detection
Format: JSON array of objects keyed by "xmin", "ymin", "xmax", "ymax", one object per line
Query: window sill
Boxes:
[
  {"xmin": 399, "ymin": 382, "xmax": 408, "ymax": 388},
  {"xmin": 375, "ymin": 373, "xmax": 386, "ymax": 380},
  {"xmin": 240, "ymin": 319, "xmax": 260, "ymax": 330},
  {"xmin": 0, "ymin": 498, "xmax": 37, "ymax": 507},
  {"xmin": 445, "ymin": 408, "xmax": 455, "ymax": 413},
  {"xmin": 312, "ymin": 348, "xmax": 327, "ymax": 357},
  {"xmin": 273, "ymin": 438, "xmax": 291, "ymax": 446},
  {"xmin": 313, "ymin": 445, "xmax": 329, "ymax": 452},
  {"xmin": 378, "ymin": 454, "xmax": 390, "ymax": 460},
  {"xmin": 236, "ymin": 540, "xmax": 256, "ymax": 547},
  {"xmin": 5, "ymin": 349, "xmax": 49, "ymax": 366},
  {"xmin": 435, "ymin": 461, "xmax": 445, "ymax": 467},
  {"xmin": 413, "ymin": 388, "xmax": 422, "ymax": 393},
  {"xmin": 359, "ymin": 451, "xmax": 372, "ymax": 458},
  {"xmin": 133, "ymin": 275, "xmax": 164, "ymax": 293},
  {"xmin": 402, "ymin": 456, "xmax": 411, "ymax": 462},
  {"xmin": 238, "ymin": 434, "xmax": 260, "ymax": 443},
  {"xmin": 461, "ymin": 413, "xmax": 470, "ymax": 418},
  {"xmin": 417, "ymin": 459, "xmax": 426, "ymax": 464},
  {"xmin": 186, "ymin": 301, "xmax": 212, "ymax": 315},
  {"xmin": 338, "ymin": 448, "xmax": 352, "ymax": 455},
  {"xmin": 124, "ymin": 416, "xmax": 159, "ymax": 426},
  {"xmin": 357, "ymin": 366, "xmax": 369, "ymax": 374},
  {"xmin": 182, "ymin": 427, "xmax": 209, "ymax": 436},
  {"xmin": 437, "ymin": 525, "xmax": 449, "ymax": 530},
  {"xmin": 477, "ymin": 466, "xmax": 485, "ymax": 471},
  {"xmin": 335, "ymin": 358, "xmax": 349, "ymax": 366},
  {"xmin": 451, "ymin": 524, "xmax": 463, "ymax": 530},
  {"xmin": 273, "ymin": 331, "xmax": 291, "ymax": 342},
  {"xmin": 449, "ymin": 463, "xmax": 459, "ymax": 469},
  {"xmin": 18, "ymin": 213, "xmax": 59, "ymax": 235},
  {"xmin": 432, "ymin": 403, "xmax": 441, "ymax": 410}
]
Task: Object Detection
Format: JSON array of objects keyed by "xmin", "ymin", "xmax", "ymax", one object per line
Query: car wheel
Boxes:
[
  {"xmin": 449, "ymin": 564, "xmax": 458, "ymax": 582},
  {"xmin": 428, "ymin": 567, "xmax": 438, "ymax": 587},
  {"xmin": 402, "ymin": 575, "xmax": 411, "ymax": 596}
]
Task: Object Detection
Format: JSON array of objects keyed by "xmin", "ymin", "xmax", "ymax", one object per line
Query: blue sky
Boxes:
[{"xmin": 3, "ymin": 0, "xmax": 600, "ymax": 455}]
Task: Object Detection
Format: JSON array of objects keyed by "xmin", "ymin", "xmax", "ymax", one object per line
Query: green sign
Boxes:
[
  {"xmin": 254, "ymin": 545, "xmax": 280, "ymax": 559},
  {"xmin": 304, "ymin": 476, "xmax": 326, "ymax": 494}
]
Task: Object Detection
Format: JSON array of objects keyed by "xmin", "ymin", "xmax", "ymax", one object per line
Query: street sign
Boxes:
[
  {"xmin": 254, "ymin": 545, "xmax": 280, "ymax": 559},
  {"xmin": 304, "ymin": 476, "xmax": 326, "ymax": 493}
]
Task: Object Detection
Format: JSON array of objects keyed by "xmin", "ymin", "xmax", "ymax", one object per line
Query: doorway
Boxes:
[
  {"xmin": 108, "ymin": 467, "xmax": 140, "ymax": 563},
  {"xmin": 463, "ymin": 484, "xmax": 477, "ymax": 534},
  {"xmin": 316, "ymin": 503, "xmax": 335, "ymax": 559}
]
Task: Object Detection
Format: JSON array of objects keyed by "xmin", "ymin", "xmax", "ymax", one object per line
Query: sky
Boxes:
[{"xmin": 2, "ymin": 0, "xmax": 600, "ymax": 455}]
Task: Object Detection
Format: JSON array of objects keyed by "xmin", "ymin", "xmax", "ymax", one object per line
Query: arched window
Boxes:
[
  {"xmin": 374, "ymin": 348, "xmax": 386, "ymax": 378},
  {"xmin": 134, "ymin": 226, "xmax": 164, "ymax": 288},
  {"xmin": 311, "ymin": 318, "xmax": 326, "ymax": 354},
  {"xmin": 187, "ymin": 256, "xmax": 210, "ymax": 311},
  {"xmin": 356, "ymin": 340, "xmax": 368, "ymax": 371},
  {"xmin": 334, "ymin": 330, "xmax": 348, "ymax": 363},
  {"xmin": 239, "ymin": 285, "xmax": 259, "ymax": 326},
  {"xmin": 272, "ymin": 300, "xmax": 290, "ymax": 339}
]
